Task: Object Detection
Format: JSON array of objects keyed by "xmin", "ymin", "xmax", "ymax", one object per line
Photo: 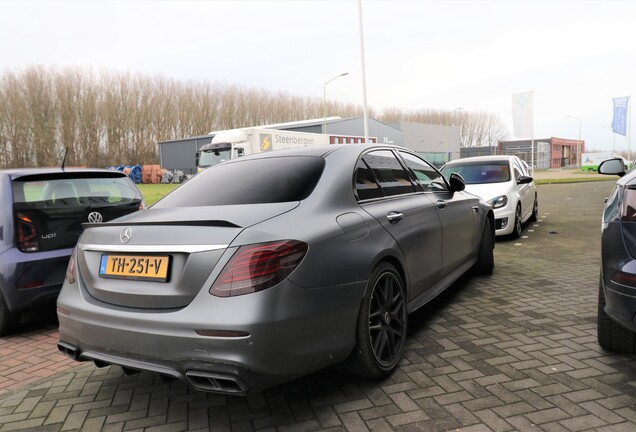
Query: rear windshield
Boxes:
[
  {"xmin": 441, "ymin": 161, "xmax": 511, "ymax": 184},
  {"xmin": 12, "ymin": 176, "xmax": 141, "ymax": 207},
  {"xmin": 155, "ymin": 156, "xmax": 325, "ymax": 207}
]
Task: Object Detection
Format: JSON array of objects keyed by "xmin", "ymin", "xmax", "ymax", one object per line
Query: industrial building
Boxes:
[
  {"xmin": 497, "ymin": 137, "xmax": 584, "ymax": 169},
  {"xmin": 158, "ymin": 117, "xmax": 460, "ymax": 173}
]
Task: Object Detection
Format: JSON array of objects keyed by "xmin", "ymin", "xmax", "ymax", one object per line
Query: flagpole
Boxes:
[
  {"xmin": 358, "ymin": 0, "xmax": 369, "ymax": 143},
  {"xmin": 531, "ymin": 91, "xmax": 535, "ymax": 176},
  {"xmin": 629, "ymin": 96, "xmax": 632, "ymax": 163}
]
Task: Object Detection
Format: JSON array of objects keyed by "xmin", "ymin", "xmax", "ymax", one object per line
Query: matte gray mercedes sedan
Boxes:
[{"xmin": 57, "ymin": 144, "xmax": 494, "ymax": 394}]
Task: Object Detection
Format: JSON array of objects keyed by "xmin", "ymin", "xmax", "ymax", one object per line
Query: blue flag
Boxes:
[{"xmin": 612, "ymin": 96, "xmax": 629, "ymax": 136}]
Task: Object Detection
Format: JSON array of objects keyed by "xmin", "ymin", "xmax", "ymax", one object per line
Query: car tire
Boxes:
[
  {"xmin": 343, "ymin": 262, "xmax": 407, "ymax": 378},
  {"xmin": 598, "ymin": 276, "xmax": 636, "ymax": 353},
  {"xmin": 510, "ymin": 205, "xmax": 522, "ymax": 239},
  {"xmin": 0, "ymin": 290, "xmax": 20, "ymax": 336},
  {"xmin": 474, "ymin": 221, "xmax": 494, "ymax": 275},
  {"xmin": 529, "ymin": 195, "xmax": 539, "ymax": 222}
]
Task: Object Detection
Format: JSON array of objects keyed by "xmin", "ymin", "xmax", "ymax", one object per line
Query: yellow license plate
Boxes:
[{"xmin": 99, "ymin": 255, "xmax": 170, "ymax": 282}]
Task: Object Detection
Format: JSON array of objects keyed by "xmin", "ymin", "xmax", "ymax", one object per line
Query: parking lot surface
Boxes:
[{"xmin": 1, "ymin": 180, "xmax": 635, "ymax": 431}]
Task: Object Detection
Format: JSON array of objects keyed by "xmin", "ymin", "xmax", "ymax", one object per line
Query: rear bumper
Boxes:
[
  {"xmin": 602, "ymin": 279, "xmax": 636, "ymax": 333},
  {"xmin": 601, "ymin": 221, "xmax": 636, "ymax": 333},
  {"xmin": 57, "ymin": 275, "xmax": 364, "ymax": 394},
  {"xmin": 0, "ymin": 247, "xmax": 71, "ymax": 312}
]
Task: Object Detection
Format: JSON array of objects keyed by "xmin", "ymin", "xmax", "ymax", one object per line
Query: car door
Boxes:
[
  {"xmin": 398, "ymin": 151, "xmax": 475, "ymax": 278},
  {"xmin": 355, "ymin": 150, "xmax": 443, "ymax": 302},
  {"xmin": 512, "ymin": 157, "xmax": 533, "ymax": 220}
]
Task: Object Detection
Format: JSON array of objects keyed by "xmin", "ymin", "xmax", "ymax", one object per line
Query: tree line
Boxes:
[{"xmin": 0, "ymin": 66, "xmax": 508, "ymax": 168}]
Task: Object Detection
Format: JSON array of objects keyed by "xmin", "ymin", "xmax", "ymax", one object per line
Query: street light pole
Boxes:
[
  {"xmin": 323, "ymin": 73, "xmax": 348, "ymax": 134},
  {"xmin": 566, "ymin": 115, "xmax": 582, "ymax": 170}
]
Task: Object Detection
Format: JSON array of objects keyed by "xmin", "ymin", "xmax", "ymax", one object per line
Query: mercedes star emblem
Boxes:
[
  {"xmin": 87, "ymin": 212, "xmax": 103, "ymax": 223},
  {"xmin": 120, "ymin": 227, "xmax": 132, "ymax": 244}
]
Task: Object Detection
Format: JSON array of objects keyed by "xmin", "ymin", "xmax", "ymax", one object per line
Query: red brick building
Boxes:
[{"xmin": 497, "ymin": 137, "xmax": 584, "ymax": 169}]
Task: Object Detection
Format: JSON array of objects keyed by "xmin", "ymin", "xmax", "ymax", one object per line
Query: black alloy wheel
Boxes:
[
  {"xmin": 529, "ymin": 195, "xmax": 539, "ymax": 222},
  {"xmin": 0, "ymin": 290, "xmax": 20, "ymax": 336},
  {"xmin": 512, "ymin": 205, "xmax": 522, "ymax": 239},
  {"xmin": 368, "ymin": 270, "xmax": 406, "ymax": 368},
  {"xmin": 343, "ymin": 262, "xmax": 407, "ymax": 377}
]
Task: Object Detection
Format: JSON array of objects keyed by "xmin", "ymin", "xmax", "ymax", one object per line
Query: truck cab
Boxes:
[{"xmin": 196, "ymin": 131, "xmax": 249, "ymax": 173}]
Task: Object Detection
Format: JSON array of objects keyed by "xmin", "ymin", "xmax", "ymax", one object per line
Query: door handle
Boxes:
[
  {"xmin": 386, "ymin": 211, "xmax": 403, "ymax": 223},
  {"xmin": 436, "ymin": 200, "xmax": 447, "ymax": 209}
]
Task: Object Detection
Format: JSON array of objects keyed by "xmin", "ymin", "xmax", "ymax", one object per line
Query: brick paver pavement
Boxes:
[
  {"xmin": 1, "ymin": 180, "xmax": 635, "ymax": 431},
  {"xmin": 0, "ymin": 311, "xmax": 75, "ymax": 395}
]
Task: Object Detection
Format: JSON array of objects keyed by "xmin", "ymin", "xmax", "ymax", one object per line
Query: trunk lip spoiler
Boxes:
[
  {"xmin": 82, "ymin": 220, "xmax": 241, "ymax": 229},
  {"xmin": 79, "ymin": 243, "xmax": 228, "ymax": 253}
]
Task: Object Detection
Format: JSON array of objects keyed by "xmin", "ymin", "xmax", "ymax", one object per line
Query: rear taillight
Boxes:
[
  {"xmin": 210, "ymin": 240, "xmax": 308, "ymax": 297},
  {"xmin": 65, "ymin": 246, "xmax": 77, "ymax": 284},
  {"xmin": 611, "ymin": 271, "xmax": 636, "ymax": 288},
  {"xmin": 16, "ymin": 212, "xmax": 39, "ymax": 252},
  {"xmin": 622, "ymin": 189, "xmax": 636, "ymax": 221}
]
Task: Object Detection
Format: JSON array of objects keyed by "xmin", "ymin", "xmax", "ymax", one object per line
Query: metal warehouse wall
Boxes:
[
  {"xmin": 322, "ymin": 118, "xmax": 404, "ymax": 145},
  {"xmin": 389, "ymin": 121, "xmax": 460, "ymax": 157},
  {"xmin": 158, "ymin": 135, "xmax": 213, "ymax": 174}
]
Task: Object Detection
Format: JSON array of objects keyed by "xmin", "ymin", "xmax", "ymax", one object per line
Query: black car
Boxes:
[
  {"xmin": 597, "ymin": 158, "xmax": 636, "ymax": 352},
  {"xmin": 0, "ymin": 168, "xmax": 144, "ymax": 335}
]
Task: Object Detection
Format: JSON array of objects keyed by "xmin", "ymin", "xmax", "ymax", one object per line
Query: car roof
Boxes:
[
  {"xmin": 0, "ymin": 167, "xmax": 127, "ymax": 181},
  {"xmin": 445, "ymin": 155, "xmax": 515, "ymax": 165},
  {"xmin": 223, "ymin": 143, "xmax": 408, "ymax": 162}
]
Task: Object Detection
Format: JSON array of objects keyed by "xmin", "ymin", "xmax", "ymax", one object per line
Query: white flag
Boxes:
[{"xmin": 512, "ymin": 92, "xmax": 533, "ymax": 138}]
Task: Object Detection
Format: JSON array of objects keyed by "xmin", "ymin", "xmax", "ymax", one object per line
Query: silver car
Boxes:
[{"xmin": 57, "ymin": 144, "xmax": 494, "ymax": 394}]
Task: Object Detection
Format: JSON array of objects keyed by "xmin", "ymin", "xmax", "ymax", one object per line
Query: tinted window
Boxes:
[
  {"xmin": 362, "ymin": 150, "xmax": 416, "ymax": 197},
  {"xmin": 155, "ymin": 156, "xmax": 325, "ymax": 207},
  {"xmin": 12, "ymin": 177, "xmax": 140, "ymax": 206},
  {"xmin": 399, "ymin": 151, "xmax": 448, "ymax": 192},
  {"xmin": 441, "ymin": 161, "xmax": 511, "ymax": 184},
  {"xmin": 354, "ymin": 159, "xmax": 383, "ymax": 200}
]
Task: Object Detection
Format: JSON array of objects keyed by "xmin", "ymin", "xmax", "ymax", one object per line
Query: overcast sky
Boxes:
[{"xmin": 1, "ymin": 0, "xmax": 635, "ymax": 153}]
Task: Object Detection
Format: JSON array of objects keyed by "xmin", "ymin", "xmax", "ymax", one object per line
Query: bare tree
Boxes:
[{"xmin": 0, "ymin": 65, "xmax": 509, "ymax": 169}]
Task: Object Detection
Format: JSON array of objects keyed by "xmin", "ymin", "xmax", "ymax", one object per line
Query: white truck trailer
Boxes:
[
  {"xmin": 581, "ymin": 152, "xmax": 632, "ymax": 172},
  {"xmin": 196, "ymin": 128, "xmax": 374, "ymax": 172}
]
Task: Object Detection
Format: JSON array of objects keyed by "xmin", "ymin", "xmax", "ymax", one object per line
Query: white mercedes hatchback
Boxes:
[{"xmin": 441, "ymin": 155, "xmax": 538, "ymax": 238}]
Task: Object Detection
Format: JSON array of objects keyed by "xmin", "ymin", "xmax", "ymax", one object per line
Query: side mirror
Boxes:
[
  {"xmin": 195, "ymin": 151, "xmax": 200, "ymax": 166},
  {"xmin": 598, "ymin": 158, "xmax": 626, "ymax": 177},
  {"xmin": 449, "ymin": 172, "xmax": 466, "ymax": 192},
  {"xmin": 517, "ymin": 175, "xmax": 534, "ymax": 185}
]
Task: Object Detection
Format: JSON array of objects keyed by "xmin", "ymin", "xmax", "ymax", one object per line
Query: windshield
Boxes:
[
  {"xmin": 441, "ymin": 161, "xmax": 511, "ymax": 184},
  {"xmin": 199, "ymin": 148, "xmax": 232, "ymax": 168}
]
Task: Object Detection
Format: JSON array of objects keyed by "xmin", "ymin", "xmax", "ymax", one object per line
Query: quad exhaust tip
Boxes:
[
  {"xmin": 185, "ymin": 371, "xmax": 247, "ymax": 394},
  {"xmin": 57, "ymin": 342, "xmax": 81, "ymax": 361}
]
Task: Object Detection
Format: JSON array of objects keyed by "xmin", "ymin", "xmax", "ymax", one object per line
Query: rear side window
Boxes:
[
  {"xmin": 354, "ymin": 159, "xmax": 383, "ymax": 200},
  {"xmin": 155, "ymin": 156, "xmax": 325, "ymax": 207},
  {"xmin": 361, "ymin": 150, "xmax": 416, "ymax": 197}
]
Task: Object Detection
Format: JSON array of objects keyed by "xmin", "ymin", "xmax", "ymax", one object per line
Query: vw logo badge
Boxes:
[
  {"xmin": 120, "ymin": 227, "xmax": 132, "ymax": 244},
  {"xmin": 87, "ymin": 212, "xmax": 103, "ymax": 223}
]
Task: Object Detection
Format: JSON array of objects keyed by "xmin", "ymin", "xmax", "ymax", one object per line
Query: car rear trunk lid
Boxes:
[{"xmin": 76, "ymin": 203, "xmax": 298, "ymax": 309}]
